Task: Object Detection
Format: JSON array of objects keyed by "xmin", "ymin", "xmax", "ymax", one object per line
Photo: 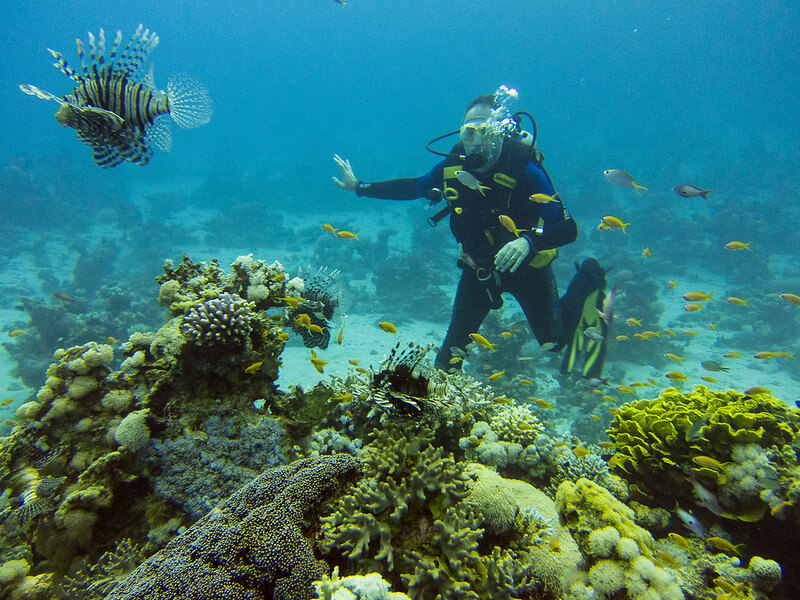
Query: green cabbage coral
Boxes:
[{"xmin": 606, "ymin": 386, "xmax": 800, "ymax": 513}]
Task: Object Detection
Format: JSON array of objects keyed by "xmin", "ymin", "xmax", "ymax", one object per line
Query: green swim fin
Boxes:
[{"xmin": 559, "ymin": 259, "xmax": 608, "ymax": 379}]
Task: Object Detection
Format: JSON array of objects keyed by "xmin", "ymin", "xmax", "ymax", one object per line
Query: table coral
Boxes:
[{"xmin": 104, "ymin": 454, "xmax": 361, "ymax": 600}]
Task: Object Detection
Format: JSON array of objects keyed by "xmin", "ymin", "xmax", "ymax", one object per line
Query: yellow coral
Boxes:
[{"xmin": 606, "ymin": 386, "xmax": 800, "ymax": 507}]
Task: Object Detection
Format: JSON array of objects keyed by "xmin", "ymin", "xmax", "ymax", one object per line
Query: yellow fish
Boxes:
[
  {"xmin": 309, "ymin": 324, "xmax": 325, "ymax": 334},
  {"xmin": 500, "ymin": 331, "xmax": 513, "ymax": 338},
  {"xmin": 708, "ymin": 322, "xmax": 718, "ymax": 330},
  {"xmin": 655, "ymin": 550, "xmax": 679, "ymax": 568},
  {"xmin": 616, "ymin": 385, "xmax": 635, "ymax": 394},
  {"xmin": 356, "ymin": 367, "xmax": 369, "ymax": 373},
  {"xmin": 664, "ymin": 353, "xmax": 685, "ymax": 363},
  {"xmin": 630, "ymin": 382, "xmax": 651, "ymax": 388},
  {"xmin": 683, "ymin": 303, "xmax": 703, "ymax": 312},
  {"xmin": 449, "ymin": 357, "xmax": 463, "ymax": 364},
  {"xmin": 310, "ymin": 356, "xmax": 328, "ymax": 374},
  {"xmin": 378, "ymin": 321, "xmax": 397, "ymax": 334},
  {"xmin": 488, "ymin": 370, "xmax": 505, "ymax": 381},
  {"xmin": 615, "ymin": 335, "xmax": 630, "ymax": 341},
  {"xmin": 706, "ymin": 537, "xmax": 742, "ymax": 555},
  {"xmin": 682, "ymin": 330, "xmax": 698, "ymax": 336},
  {"xmin": 597, "ymin": 441, "xmax": 614, "ymax": 449},
  {"xmin": 601, "ymin": 395, "xmax": 617, "ymax": 403},
  {"xmin": 468, "ymin": 333, "xmax": 496, "ymax": 351},
  {"xmin": 107, "ymin": 336, "xmax": 117, "ymax": 343},
  {"xmin": 625, "ymin": 317, "xmax": 642, "ymax": 326},
  {"xmin": 725, "ymin": 297, "xmax": 748, "ymax": 306},
  {"xmin": 665, "ymin": 371, "xmax": 687, "ymax": 382},
  {"xmin": 529, "ymin": 193, "xmax": 558, "ymax": 204},
  {"xmin": 692, "ymin": 455, "xmax": 727, "ymax": 470},
  {"xmin": 724, "ymin": 241, "xmax": 752, "ymax": 251},
  {"xmin": 754, "ymin": 351, "xmax": 793, "ymax": 359},
  {"xmin": 647, "ymin": 377, "xmax": 658, "ymax": 386},
  {"xmin": 573, "ymin": 447, "xmax": 589, "ymax": 458},
  {"xmin": 279, "ymin": 296, "xmax": 306, "ymax": 309},
  {"xmin": 322, "ymin": 223, "xmax": 337, "ymax": 233},
  {"xmin": 7, "ymin": 329, "xmax": 26, "ymax": 337},
  {"xmin": 700, "ymin": 376, "xmax": 718, "ymax": 383},
  {"xmin": 498, "ymin": 214, "xmax": 527, "ymax": 238},
  {"xmin": 641, "ymin": 247, "xmax": 652, "ymax": 258},
  {"xmin": 530, "ymin": 397, "xmax": 553, "ymax": 409},
  {"xmin": 1, "ymin": 398, "xmax": 14, "ymax": 406},
  {"xmin": 590, "ymin": 415, "xmax": 602, "ymax": 421},
  {"xmin": 492, "ymin": 396, "xmax": 511, "ymax": 404},
  {"xmin": 244, "ymin": 361, "xmax": 263, "ymax": 374},
  {"xmin": 293, "ymin": 313, "xmax": 312, "ymax": 330},
  {"xmin": 743, "ymin": 386, "xmax": 771, "ymax": 395},
  {"xmin": 683, "ymin": 291, "xmax": 714, "ymax": 302},
  {"xmin": 600, "ymin": 215, "xmax": 630, "ymax": 233},
  {"xmin": 641, "ymin": 331, "xmax": 661, "ymax": 338},
  {"xmin": 780, "ymin": 293, "xmax": 800, "ymax": 305},
  {"xmin": 335, "ymin": 230, "xmax": 360, "ymax": 240},
  {"xmin": 331, "ymin": 393, "xmax": 353, "ymax": 402},
  {"xmin": 723, "ymin": 351, "xmax": 742, "ymax": 358},
  {"xmin": 336, "ymin": 325, "xmax": 344, "ymax": 345},
  {"xmin": 277, "ymin": 332, "xmax": 289, "ymax": 341},
  {"xmin": 668, "ymin": 532, "xmax": 691, "ymax": 551},
  {"xmin": 667, "ymin": 280, "xmax": 678, "ymax": 288},
  {"xmin": 662, "ymin": 329, "xmax": 676, "ymax": 335},
  {"xmin": 348, "ymin": 358, "xmax": 359, "ymax": 366},
  {"xmin": 519, "ymin": 378, "xmax": 533, "ymax": 385}
]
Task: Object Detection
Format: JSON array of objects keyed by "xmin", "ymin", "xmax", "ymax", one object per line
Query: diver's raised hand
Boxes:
[
  {"xmin": 494, "ymin": 237, "xmax": 532, "ymax": 273},
  {"xmin": 333, "ymin": 154, "xmax": 358, "ymax": 191}
]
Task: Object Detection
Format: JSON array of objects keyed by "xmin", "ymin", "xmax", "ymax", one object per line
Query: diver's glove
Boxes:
[{"xmin": 494, "ymin": 237, "xmax": 532, "ymax": 273}]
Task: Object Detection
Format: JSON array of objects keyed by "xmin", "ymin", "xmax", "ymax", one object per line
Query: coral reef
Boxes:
[
  {"xmin": 313, "ymin": 567, "xmax": 411, "ymax": 600},
  {"xmin": 105, "ymin": 454, "xmax": 361, "ymax": 600},
  {"xmin": 556, "ymin": 478, "xmax": 684, "ymax": 600},
  {"xmin": 606, "ymin": 386, "xmax": 800, "ymax": 517}
]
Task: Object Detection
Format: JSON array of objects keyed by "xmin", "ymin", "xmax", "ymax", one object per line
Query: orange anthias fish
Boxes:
[
  {"xmin": 600, "ymin": 216, "xmax": 630, "ymax": 233},
  {"xmin": 498, "ymin": 214, "xmax": 527, "ymax": 238}
]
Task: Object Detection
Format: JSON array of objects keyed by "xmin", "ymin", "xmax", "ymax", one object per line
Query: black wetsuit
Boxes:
[{"xmin": 355, "ymin": 136, "xmax": 578, "ymax": 369}]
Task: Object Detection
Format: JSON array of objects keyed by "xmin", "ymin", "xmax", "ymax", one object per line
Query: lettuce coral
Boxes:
[{"xmin": 606, "ymin": 386, "xmax": 800, "ymax": 514}]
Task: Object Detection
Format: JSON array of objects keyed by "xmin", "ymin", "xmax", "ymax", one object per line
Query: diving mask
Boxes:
[{"xmin": 459, "ymin": 119, "xmax": 492, "ymax": 146}]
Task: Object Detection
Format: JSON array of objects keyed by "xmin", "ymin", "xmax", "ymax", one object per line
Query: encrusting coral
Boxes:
[{"xmin": 104, "ymin": 454, "xmax": 361, "ymax": 600}]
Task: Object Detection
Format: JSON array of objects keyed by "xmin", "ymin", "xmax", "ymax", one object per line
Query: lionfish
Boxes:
[
  {"xmin": 20, "ymin": 24, "xmax": 213, "ymax": 167},
  {"xmin": 369, "ymin": 342, "xmax": 449, "ymax": 413}
]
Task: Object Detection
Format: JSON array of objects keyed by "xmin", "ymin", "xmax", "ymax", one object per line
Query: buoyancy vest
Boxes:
[{"xmin": 441, "ymin": 133, "xmax": 557, "ymax": 269}]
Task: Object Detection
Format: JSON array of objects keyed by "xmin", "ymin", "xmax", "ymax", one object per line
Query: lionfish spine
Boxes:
[{"xmin": 48, "ymin": 48, "xmax": 81, "ymax": 83}]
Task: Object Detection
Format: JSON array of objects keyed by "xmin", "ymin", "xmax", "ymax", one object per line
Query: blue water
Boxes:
[
  {"xmin": 3, "ymin": 1, "xmax": 798, "ymax": 211},
  {"xmin": 1, "ymin": 1, "xmax": 799, "ymax": 385}
]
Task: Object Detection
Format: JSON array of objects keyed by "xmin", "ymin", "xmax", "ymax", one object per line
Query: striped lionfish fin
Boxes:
[
  {"xmin": 47, "ymin": 48, "xmax": 82, "ymax": 83},
  {"xmin": 19, "ymin": 84, "xmax": 68, "ymax": 105},
  {"xmin": 113, "ymin": 24, "xmax": 159, "ymax": 77}
]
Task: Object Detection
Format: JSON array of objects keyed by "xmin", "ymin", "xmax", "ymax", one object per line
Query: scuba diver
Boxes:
[{"xmin": 333, "ymin": 87, "xmax": 609, "ymax": 378}]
